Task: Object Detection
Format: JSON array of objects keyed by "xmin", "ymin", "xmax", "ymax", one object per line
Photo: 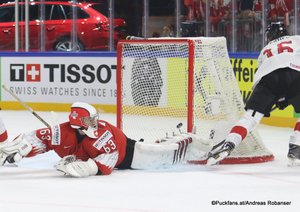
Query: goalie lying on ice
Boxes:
[{"xmin": 0, "ymin": 102, "xmax": 208, "ymax": 178}]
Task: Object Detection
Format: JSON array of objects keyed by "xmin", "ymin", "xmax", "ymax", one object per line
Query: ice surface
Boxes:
[{"xmin": 0, "ymin": 110, "xmax": 299, "ymax": 212}]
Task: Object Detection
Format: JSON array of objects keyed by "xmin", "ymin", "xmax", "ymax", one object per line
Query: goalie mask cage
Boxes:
[{"xmin": 117, "ymin": 37, "xmax": 274, "ymax": 164}]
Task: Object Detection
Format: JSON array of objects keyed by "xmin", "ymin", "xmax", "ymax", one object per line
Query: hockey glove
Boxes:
[
  {"xmin": 56, "ymin": 155, "xmax": 98, "ymax": 177},
  {"xmin": 206, "ymin": 141, "xmax": 235, "ymax": 165},
  {"xmin": 0, "ymin": 134, "xmax": 32, "ymax": 166},
  {"xmin": 55, "ymin": 155, "xmax": 77, "ymax": 173},
  {"xmin": 275, "ymin": 99, "xmax": 289, "ymax": 110}
]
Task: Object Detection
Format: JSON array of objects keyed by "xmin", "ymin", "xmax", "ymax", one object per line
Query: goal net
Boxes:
[{"xmin": 116, "ymin": 37, "xmax": 274, "ymax": 164}]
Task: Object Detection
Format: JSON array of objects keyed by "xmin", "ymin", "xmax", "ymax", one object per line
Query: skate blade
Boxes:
[
  {"xmin": 206, "ymin": 151, "xmax": 229, "ymax": 166},
  {"xmin": 287, "ymin": 158, "xmax": 300, "ymax": 167}
]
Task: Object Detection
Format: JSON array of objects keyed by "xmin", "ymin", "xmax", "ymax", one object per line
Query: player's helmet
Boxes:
[
  {"xmin": 265, "ymin": 22, "xmax": 289, "ymax": 43},
  {"xmin": 69, "ymin": 102, "xmax": 99, "ymax": 138}
]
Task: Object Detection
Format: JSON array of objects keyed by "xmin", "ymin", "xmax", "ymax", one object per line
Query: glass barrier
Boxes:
[{"xmin": 0, "ymin": 0, "xmax": 299, "ymax": 53}]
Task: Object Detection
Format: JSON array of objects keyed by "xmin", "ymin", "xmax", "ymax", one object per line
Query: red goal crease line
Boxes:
[{"xmin": 188, "ymin": 155, "xmax": 275, "ymax": 165}]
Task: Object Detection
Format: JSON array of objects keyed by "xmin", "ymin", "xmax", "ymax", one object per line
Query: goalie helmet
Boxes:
[
  {"xmin": 265, "ymin": 22, "xmax": 288, "ymax": 43},
  {"xmin": 69, "ymin": 102, "xmax": 99, "ymax": 138}
]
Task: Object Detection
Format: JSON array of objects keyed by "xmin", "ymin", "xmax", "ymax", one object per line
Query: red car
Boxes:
[{"xmin": 0, "ymin": 1, "xmax": 127, "ymax": 51}]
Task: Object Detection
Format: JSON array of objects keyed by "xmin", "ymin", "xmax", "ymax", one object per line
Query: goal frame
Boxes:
[
  {"xmin": 117, "ymin": 39, "xmax": 195, "ymax": 132},
  {"xmin": 116, "ymin": 38, "xmax": 274, "ymax": 164}
]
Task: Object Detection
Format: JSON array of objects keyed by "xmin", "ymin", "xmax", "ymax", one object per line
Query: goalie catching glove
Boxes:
[
  {"xmin": 0, "ymin": 134, "xmax": 32, "ymax": 166},
  {"xmin": 55, "ymin": 155, "xmax": 98, "ymax": 177}
]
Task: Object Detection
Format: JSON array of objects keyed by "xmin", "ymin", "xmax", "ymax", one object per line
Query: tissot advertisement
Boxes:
[{"xmin": 1, "ymin": 57, "xmax": 117, "ymax": 104}]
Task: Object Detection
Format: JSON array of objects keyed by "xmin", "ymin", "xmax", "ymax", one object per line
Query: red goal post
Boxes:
[
  {"xmin": 117, "ymin": 38, "xmax": 196, "ymax": 132},
  {"xmin": 117, "ymin": 37, "xmax": 274, "ymax": 164}
]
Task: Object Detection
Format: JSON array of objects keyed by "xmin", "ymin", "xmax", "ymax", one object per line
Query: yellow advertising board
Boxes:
[{"xmin": 0, "ymin": 53, "xmax": 297, "ymax": 128}]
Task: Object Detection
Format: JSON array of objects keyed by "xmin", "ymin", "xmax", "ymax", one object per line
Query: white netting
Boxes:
[{"xmin": 117, "ymin": 37, "xmax": 273, "ymax": 163}]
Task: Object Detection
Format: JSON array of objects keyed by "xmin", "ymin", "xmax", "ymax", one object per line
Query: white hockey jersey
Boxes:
[{"xmin": 253, "ymin": 35, "xmax": 300, "ymax": 88}]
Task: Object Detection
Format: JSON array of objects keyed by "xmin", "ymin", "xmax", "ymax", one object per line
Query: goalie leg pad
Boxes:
[
  {"xmin": 131, "ymin": 135, "xmax": 193, "ymax": 169},
  {"xmin": 131, "ymin": 142, "xmax": 178, "ymax": 169}
]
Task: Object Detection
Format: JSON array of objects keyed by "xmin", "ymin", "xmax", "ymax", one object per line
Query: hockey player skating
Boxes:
[
  {"xmin": 0, "ymin": 102, "xmax": 207, "ymax": 177},
  {"xmin": 207, "ymin": 22, "xmax": 300, "ymax": 166}
]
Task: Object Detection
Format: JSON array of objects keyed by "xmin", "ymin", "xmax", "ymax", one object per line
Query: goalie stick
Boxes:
[{"xmin": 2, "ymin": 85, "xmax": 51, "ymax": 128}]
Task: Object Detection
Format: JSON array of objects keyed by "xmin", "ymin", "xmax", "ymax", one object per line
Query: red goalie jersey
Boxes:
[{"xmin": 25, "ymin": 116, "xmax": 128, "ymax": 175}]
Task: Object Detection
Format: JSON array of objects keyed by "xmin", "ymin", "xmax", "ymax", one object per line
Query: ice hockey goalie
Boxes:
[{"xmin": 0, "ymin": 102, "xmax": 210, "ymax": 178}]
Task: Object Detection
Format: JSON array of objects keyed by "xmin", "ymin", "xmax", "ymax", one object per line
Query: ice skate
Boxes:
[
  {"xmin": 206, "ymin": 141, "xmax": 235, "ymax": 165},
  {"xmin": 287, "ymin": 143, "xmax": 300, "ymax": 167}
]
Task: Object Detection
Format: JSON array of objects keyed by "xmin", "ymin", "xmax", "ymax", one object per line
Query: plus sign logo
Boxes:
[
  {"xmin": 26, "ymin": 64, "xmax": 41, "ymax": 81},
  {"xmin": 10, "ymin": 64, "xmax": 41, "ymax": 82},
  {"xmin": 70, "ymin": 111, "xmax": 78, "ymax": 120}
]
